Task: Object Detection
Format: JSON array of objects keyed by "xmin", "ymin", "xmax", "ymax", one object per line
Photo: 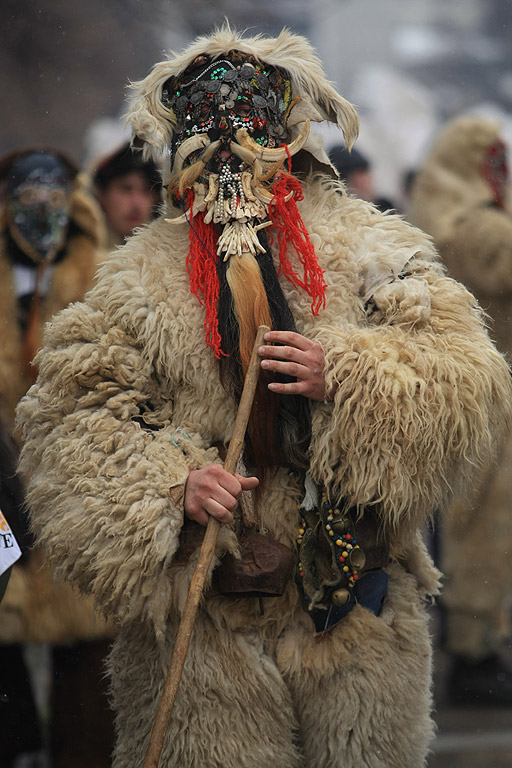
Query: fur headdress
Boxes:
[{"xmin": 125, "ymin": 24, "xmax": 359, "ymax": 175}]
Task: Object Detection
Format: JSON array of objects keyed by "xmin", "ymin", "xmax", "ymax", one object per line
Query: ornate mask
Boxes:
[
  {"xmin": 161, "ymin": 52, "xmax": 313, "ymax": 266},
  {"xmin": 5, "ymin": 151, "xmax": 72, "ymax": 263},
  {"xmin": 125, "ymin": 27, "xmax": 359, "ymax": 360},
  {"xmin": 163, "ymin": 54, "xmax": 294, "ymax": 178}
]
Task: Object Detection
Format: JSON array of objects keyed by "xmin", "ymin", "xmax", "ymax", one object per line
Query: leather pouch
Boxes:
[{"xmin": 214, "ymin": 527, "xmax": 295, "ymax": 598}]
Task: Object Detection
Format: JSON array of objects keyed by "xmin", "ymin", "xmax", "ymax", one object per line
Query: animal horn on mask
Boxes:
[{"xmin": 234, "ymin": 119, "xmax": 311, "ymax": 163}]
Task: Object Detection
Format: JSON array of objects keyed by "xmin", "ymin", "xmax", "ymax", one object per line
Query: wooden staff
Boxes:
[{"xmin": 143, "ymin": 324, "xmax": 269, "ymax": 768}]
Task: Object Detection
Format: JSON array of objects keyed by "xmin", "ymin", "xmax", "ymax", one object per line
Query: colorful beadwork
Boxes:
[{"xmin": 296, "ymin": 484, "xmax": 365, "ymax": 604}]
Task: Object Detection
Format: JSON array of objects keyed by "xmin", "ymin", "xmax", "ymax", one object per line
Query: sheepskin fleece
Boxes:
[
  {"xmin": 126, "ymin": 24, "xmax": 359, "ymax": 178},
  {"xmin": 409, "ymin": 115, "xmax": 512, "ymax": 657},
  {"xmin": 17, "ymin": 176, "xmax": 512, "ymax": 766},
  {"xmin": 0, "ymin": 175, "xmax": 113, "ymax": 645}
]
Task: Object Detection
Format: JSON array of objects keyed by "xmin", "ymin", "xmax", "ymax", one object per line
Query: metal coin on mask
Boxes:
[{"xmin": 5, "ymin": 151, "xmax": 73, "ymax": 264}]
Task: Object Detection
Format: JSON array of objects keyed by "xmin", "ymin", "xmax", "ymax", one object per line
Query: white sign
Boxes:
[{"xmin": 0, "ymin": 508, "xmax": 22, "ymax": 576}]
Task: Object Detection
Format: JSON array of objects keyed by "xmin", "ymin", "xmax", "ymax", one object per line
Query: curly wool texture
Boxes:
[
  {"xmin": 311, "ymin": 273, "xmax": 507, "ymax": 537},
  {"xmin": 301, "ymin": 181, "xmax": 510, "ymax": 539},
  {"xmin": 21, "ymin": 312, "xmax": 223, "ymax": 636},
  {"xmin": 18, "ymin": 175, "xmax": 511, "ymax": 615},
  {"xmin": 16, "ymin": 173, "xmax": 512, "ymax": 766}
]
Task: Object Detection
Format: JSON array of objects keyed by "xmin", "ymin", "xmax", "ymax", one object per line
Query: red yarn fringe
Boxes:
[
  {"xmin": 269, "ymin": 166, "xmax": 326, "ymax": 316},
  {"xmin": 182, "ymin": 192, "xmax": 225, "ymax": 358},
  {"xmin": 181, "ymin": 161, "xmax": 326, "ymax": 357}
]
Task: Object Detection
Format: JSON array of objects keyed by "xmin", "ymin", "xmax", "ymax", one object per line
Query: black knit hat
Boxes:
[
  {"xmin": 93, "ymin": 142, "xmax": 161, "ymax": 191},
  {"xmin": 328, "ymin": 145, "xmax": 370, "ymax": 181}
]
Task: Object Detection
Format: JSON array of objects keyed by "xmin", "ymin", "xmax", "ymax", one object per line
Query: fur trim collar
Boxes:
[{"xmin": 125, "ymin": 24, "xmax": 359, "ymax": 169}]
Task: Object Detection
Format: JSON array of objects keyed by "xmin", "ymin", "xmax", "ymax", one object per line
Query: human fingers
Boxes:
[
  {"xmin": 261, "ymin": 350, "xmax": 327, "ymax": 400},
  {"xmin": 237, "ymin": 474, "xmax": 259, "ymax": 491},
  {"xmin": 262, "ymin": 330, "xmax": 315, "ymax": 351},
  {"xmin": 184, "ymin": 466, "xmax": 238, "ymax": 525},
  {"xmin": 261, "ymin": 357, "xmax": 310, "ymax": 382},
  {"xmin": 185, "ymin": 507, "xmax": 210, "ymax": 526},
  {"xmin": 202, "ymin": 497, "xmax": 234, "ymax": 526},
  {"xmin": 267, "ymin": 376, "xmax": 326, "ymax": 400}
]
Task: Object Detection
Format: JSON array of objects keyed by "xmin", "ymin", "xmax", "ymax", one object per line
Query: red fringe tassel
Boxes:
[
  {"xmin": 182, "ymin": 162, "xmax": 326, "ymax": 357},
  {"xmin": 269, "ymin": 168, "xmax": 326, "ymax": 316},
  {"xmin": 182, "ymin": 193, "xmax": 225, "ymax": 359}
]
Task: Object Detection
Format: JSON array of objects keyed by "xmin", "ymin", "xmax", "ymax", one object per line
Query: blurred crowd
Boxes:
[
  {"xmin": 331, "ymin": 114, "xmax": 512, "ymax": 710},
  {"xmin": 0, "ymin": 136, "xmax": 162, "ymax": 768},
  {"xmin": 1, "ymin": 97, "xmax": 512, "ymax": 767}
]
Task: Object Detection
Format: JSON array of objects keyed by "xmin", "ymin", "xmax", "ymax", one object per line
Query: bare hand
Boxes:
[
  {"xmin": 258, "ymin": 330, "xmax": 328, "ymax": 401},
  {"xmin": 184, "ymin": 464, "xmax": 259, "ymax": 527}
]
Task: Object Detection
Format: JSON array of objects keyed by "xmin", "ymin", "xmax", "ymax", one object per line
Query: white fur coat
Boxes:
[{"xmin": 17, "ymin": 176, "xmax": 512, "ymax": 767}]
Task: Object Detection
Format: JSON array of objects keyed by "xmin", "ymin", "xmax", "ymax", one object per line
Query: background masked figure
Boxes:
[
  {"xmin": 409, "ymin": 114, "xmax": 512, "ymax": 706},
  {"xmin": 16, "ymin": 29, "xmax": 512, "ymax": 768},
  {"xmin": 0, "ymin": 148, "xmax": 115, "ymax": 768}
]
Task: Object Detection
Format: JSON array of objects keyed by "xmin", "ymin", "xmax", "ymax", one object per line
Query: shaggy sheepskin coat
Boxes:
[
  {"xmin": 0, "ymin": 174, "xmax": 113, "ymax": 645},
  {"xmin": 409, "ymin": 115, "xmax": 512, "ymax": 658},
  {"xmin": 16, "ymin": 171, "xmax": 512, "ymax": 768}
]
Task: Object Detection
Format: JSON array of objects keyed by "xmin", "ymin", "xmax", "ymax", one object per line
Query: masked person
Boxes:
[
  {"xmin": 0, "ymin": 149, "xmax": 99, "ymax": 424},
  {"xmin": 92, "ymin": 141, "xmax": 162, "ymax": 255},
  {"xmin": 0, "ymin": 148, "xmax": 114, "ymax": 768},
  {"xmin": 409, "ymin": 115, "xmax": 512, "ymax": 706},
  {"xmin": 16, "ymin": 29, "xmax": 512, "ymax": 768}
]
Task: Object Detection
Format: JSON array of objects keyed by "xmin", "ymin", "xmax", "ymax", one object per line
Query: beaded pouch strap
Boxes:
[{"xmin": 296, "ymin": 474, "xmax": 367, "ymax": 613}]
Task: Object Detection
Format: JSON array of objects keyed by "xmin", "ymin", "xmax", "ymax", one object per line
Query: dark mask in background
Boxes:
[{"xmin": 5, "ymin": 152, "xmax": 72, "ymax": 264}]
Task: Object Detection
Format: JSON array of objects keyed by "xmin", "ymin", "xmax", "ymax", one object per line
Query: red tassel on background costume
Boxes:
[
  {"xmin": 182, "ymin": 193, "xmax": 225, "ymax": 358},
  {"xmin": 269, "ymin": 170, "xmax": 326, "ymax": 315}
]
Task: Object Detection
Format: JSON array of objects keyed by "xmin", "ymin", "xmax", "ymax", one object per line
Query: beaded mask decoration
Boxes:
[
  {"xmin": 163, "ymin": 52, "xmax": 310, "ymax": 241},
  {"xmin": 5, "ymin": 151, "xmax": 72, "ymax": 264},
  {"xmin": 163, "ymin": 54, "xmax": 294, "ymax": 168},
  {"xmin": 126, "ymin": 27, "xmax": 362, "ymax": 363},
  {"xmin": 162, "ymin": 52, "xmax": 324, "ymax": 363}
]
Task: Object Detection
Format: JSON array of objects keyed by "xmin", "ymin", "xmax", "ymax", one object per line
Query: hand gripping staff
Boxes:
[{"xmin": 143, "ymin": 324, "xmax": 269, "ymax": 768}]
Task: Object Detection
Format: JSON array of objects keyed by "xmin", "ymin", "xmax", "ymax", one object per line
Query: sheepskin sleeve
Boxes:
[
  {"xmin": 309, "ymin": 258, "xmax": 512, "ymax": 536},
  {"xmin": 16, "ymin": 297, "xmax": 218, "ymax": 631},
  {"xmin": 443, "ymin": 206, "xmax": 512, "ymax": 298}
]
